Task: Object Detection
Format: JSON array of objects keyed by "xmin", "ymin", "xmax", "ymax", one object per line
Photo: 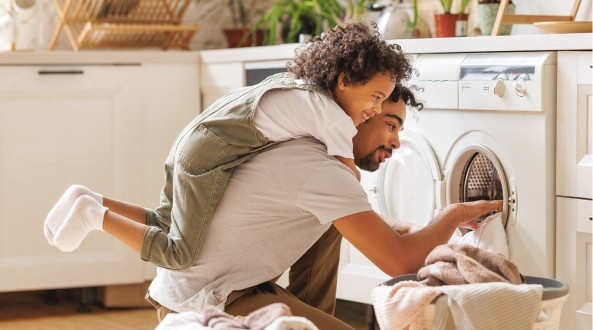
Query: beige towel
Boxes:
[{"xmin": 435, "ymin": 282, "xmax": 543, "ymax": 330}]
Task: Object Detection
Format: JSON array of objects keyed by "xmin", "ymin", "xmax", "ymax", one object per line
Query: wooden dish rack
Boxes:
[{"xmin": 48, "ymin": 0, "xmax": 200, "ymax": 50}]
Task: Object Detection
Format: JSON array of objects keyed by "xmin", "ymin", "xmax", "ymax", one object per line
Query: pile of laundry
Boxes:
[
  {"xmin": 155, "ymin": 303, "xmax": 318, "ymax": 330},
  {"xmin": 372, "ymin": 213, "xmax": 544, "ymax": 330}
]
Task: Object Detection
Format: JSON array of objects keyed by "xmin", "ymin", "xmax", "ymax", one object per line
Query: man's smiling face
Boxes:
[{"xmin": 353, "ymin": 98, "xmax": 406, "ymax": 172}]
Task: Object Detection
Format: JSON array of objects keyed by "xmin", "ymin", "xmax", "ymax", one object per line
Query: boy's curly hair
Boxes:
[{"xmin": 287, "ymin": 21, "xmax": 413, "ymax": 90}]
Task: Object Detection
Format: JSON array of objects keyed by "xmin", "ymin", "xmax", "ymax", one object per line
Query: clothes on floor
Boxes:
[{"xmin": 156, "ymin": 303, "xmax": 320, "ymax": 330}]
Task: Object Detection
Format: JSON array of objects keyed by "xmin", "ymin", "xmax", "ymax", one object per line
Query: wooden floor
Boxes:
[{"xmin": 0, "ymin": 289, "xmax": 371, "ymax": 329}]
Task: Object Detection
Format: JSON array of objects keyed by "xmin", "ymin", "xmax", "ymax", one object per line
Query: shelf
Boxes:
[{"xmin": 48, "ymin": 0, "xmax": 200, "ymax": 50}]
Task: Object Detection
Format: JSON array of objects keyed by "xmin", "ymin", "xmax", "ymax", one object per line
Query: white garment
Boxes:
[
  {"xmin": 157, "ymin": 312, "xmax": 208, "ymax": 330},
  {"xmin": 156, "ymin": 312, "xmax": 319, "ymax": 330},
  {"xmin": 149, "ymin": 138, "xmax": 372, "ymax": 313},
  {"xmin": 448, "ymin": 212, "xmax": 508, "ymax": 257},
  {"xmin": 255, "ymin": 88, "xmax": 357, "ymax": 159}
]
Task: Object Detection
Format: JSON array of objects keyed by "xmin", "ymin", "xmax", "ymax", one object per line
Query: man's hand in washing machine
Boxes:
[{"xmin": 443, "ymin": 200, "xmax": 503, "ymax": 231}]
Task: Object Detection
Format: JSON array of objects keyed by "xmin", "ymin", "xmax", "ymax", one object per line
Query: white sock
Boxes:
[
  {"xmin": 44, "ymin": 185, "xmax": 102, "ymax": 245},
  {"xmin": 52, "ymin": 195, "xmax": 107, "ymax": 252}
]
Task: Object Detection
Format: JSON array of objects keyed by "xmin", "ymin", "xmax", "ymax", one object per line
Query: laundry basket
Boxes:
[{"xmin": 377, "ymin": 274, "xmax": 569, "ymax": 330}]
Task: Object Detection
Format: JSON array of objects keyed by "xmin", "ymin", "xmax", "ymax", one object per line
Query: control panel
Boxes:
[
  {"xmin": 410, "ymin": 52, "xmax": 557, "ymax": 112},
  {"xmin": 458, "ymin": 52, "xmax": 556, "ymax": 112}
]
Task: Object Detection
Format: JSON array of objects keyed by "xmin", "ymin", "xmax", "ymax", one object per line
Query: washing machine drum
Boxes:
[
  {"xmin": 374, "ymin": 139, "xmax": 509, "ymax": 228},
  {"xmin": 375, "ymin": 138, "xmax": 439, "ymax": 228},
  {"xmin": 447, "ymin": 146, "xmax": 510, "ymax": 226},
  {"xmin": 461, "ymin": 153, "xmax": 504, "ymax": 202}
]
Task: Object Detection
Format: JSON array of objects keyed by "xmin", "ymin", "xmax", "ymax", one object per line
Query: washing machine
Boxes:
[{"xmin": 337, "ymin": 51, "xmax": 557, "ymax": 304}]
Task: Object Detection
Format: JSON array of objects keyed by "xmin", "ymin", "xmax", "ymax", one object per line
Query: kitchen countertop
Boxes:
[
  {"xmin": 200, "ymin": 33, "xmax": 592, "ymax": 64},
  {"xmin": 0, "ymin": 33, "xmax": 590, "ymax": 65}
]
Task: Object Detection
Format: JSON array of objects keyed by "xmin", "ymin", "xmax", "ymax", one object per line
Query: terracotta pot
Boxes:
[
  {"xmin": 222, "ymin": 28, "xmax": 264, "ymax": 48},
  {"xmin": 434, "ymin": 13, "xmax": 468, "ymax": 38}
]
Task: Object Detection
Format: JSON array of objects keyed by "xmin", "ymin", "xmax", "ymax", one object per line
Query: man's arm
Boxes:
[
  {"xmin": 386, "ymin": 218, "xmax": 422, "ymax": 236},
  {"xmin": 332, "ymin": 200, "xmax": 502, "ymax": 277}
]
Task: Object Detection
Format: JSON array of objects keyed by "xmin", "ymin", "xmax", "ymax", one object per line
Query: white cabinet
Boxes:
[
  {"xmin": 557, "ymin": 51, "xmax": 592, "ymax": 200},
  {"xmin": 557, "ymin": 198, "xmax": 592, "ymax": 330},
  {"xmin": 199, "ymin": 58, "xmax": 287, "ymax": 110},
  {"xmin": 556, "ymin": 51, "xmax": 592, "ymax": 330},
  {"xmin": 200, "ymin": 62, "xmax": 244, "ymax": 110},
  {"xmin": 0, "ymin": 61, "xmax": 199, "ymax": 292}
]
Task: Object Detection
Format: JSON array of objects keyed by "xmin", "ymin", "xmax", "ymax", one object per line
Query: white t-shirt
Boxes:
[
  {"xmin": 255, "ymin": 88, "xmax": 356, "ymax": 159},
  {"xmin": 149, "ymin": 137, "xmax": 372, "ymax": 313}
]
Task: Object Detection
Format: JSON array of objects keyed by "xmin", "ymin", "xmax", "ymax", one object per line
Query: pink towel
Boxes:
[
  {"xmin": 418, "ymin": 244, "xmax": 523, "ymax": 286},
  {"xmin": 371, "ymin": 281, "xmax": 441, "ymax": 330}
]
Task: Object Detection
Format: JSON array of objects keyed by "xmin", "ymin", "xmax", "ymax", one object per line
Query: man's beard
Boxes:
[{"xmin": 355, "ymin": 152, "xmax": 380, "ymax": 172}]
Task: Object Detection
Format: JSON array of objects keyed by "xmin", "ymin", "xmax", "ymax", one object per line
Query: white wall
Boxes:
[
  {"xmin": 1, "ymin": 0, "xmax": 591, "ymax": 52},
  {"xmin": 416, "ymin": 0, "xmax": 591, "ymax": 37},
  {"xmin": 511, "ymin": 0, "xmax": 592, "ymax": 35}
]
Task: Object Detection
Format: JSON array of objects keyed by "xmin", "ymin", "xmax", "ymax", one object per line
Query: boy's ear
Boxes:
[{"xmin": 337, "ymin": 72, "xmax": 347, "ymax": 90}]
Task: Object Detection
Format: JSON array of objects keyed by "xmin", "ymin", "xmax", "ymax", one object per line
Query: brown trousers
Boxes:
[{"xmin": 148, "ymin": 225, "xmax": 352, "ymax": 329}]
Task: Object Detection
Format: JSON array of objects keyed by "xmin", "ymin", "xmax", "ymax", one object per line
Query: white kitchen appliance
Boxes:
[{"xmin": 337, "ymin": 52, "xmax": 557, "ymax": 304}]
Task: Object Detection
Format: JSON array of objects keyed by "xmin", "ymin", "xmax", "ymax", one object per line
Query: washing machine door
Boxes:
[
  {"xmin": 444, "ymin": 144, "xmax": 512, "ymax": 227},
  {"xmin": 376, "ymin": 129, "xmax": 443, "ymax": 227}
]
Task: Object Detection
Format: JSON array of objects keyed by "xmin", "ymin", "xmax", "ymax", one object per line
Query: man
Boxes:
[{"xmin": 147, "ymin": 85, "xmax": 502, "ymax": 329}]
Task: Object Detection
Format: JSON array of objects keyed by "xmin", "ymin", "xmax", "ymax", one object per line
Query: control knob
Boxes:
[{"xmin": 493, "ymin": 74, "xmax": 508, "ymax": 97}]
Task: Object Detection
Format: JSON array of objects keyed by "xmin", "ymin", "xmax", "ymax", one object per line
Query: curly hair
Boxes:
[
  {"xmin": 389, "ymin": 84, "xmax": 424, "ymax": 111},
  {"xmin": 287, "ymin": 21, "xmax": 413, "ymax": 91}
]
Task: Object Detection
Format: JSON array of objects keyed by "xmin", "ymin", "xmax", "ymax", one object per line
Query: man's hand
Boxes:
[{"xmin": 445, "ymin": 200, "xmax": 503, "ymax": 230}]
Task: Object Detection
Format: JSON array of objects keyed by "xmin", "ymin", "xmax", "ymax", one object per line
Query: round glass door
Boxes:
[
  {"xmin": 376, "ymin": 130, "xmax": 442, "ymax": 227},
  {"xmin": 446, "ymin": 145, "xmax": 509, "ymax": 226}
]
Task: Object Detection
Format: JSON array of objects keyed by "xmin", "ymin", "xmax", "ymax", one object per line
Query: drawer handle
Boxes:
[
  {"xmin": 589, "ymin": 216, "xmax": 592, "ymax": 221},
  {"xmin": 38, "ymin": 70, "xmax": 84, "ymax": 75}
]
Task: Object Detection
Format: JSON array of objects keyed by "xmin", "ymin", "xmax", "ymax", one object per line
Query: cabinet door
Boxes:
[
  {"xmin": 556, "ymin": 197, "xmax": 592, "ymax": 330},
  {"xmin": 557, "ymin": 51, "xmax": 592, "ymax": 199},
  {"xmin": 200, "ymin": 62, "xmax": 244, "ymax": 110},
  {"xmin": 140, "ymin": 62, "xmax": 201, "ymax": 281},
  {"xmin": 0, "ymin": 65, "xmax": 146, "ymax": 291}
]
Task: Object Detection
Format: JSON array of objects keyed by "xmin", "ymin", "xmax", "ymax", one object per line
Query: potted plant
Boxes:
[
  {"xmin": 222, "ymin": 0, "xmax": 266, "ymax": 48},
  {"xmin": 253, "ymin": 0, "xmax": 370, "ymax": 45},
  {"xmin": 477, "ymin": 0, "xmax": 515, "ymax": 36},
  {"xmin": 192, "ymin": 0, "xmax": 266, "ymax": 48},
  {"xmin": 407, "ymin": 0, "xmax": 421, "ymax": 37},
  {"xmin": 434, "ymin": 0, "xmax": 471, "ymax": 38}
]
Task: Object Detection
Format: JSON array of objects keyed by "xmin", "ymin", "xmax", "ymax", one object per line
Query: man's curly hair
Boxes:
[
  {"xmin": 390, "ymin": 84, "xmax": 424, "ymax": 111},
  {"xmin": 287, "ymin": 21, "xmax": 413, "ymax": 90}
]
